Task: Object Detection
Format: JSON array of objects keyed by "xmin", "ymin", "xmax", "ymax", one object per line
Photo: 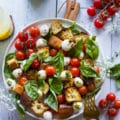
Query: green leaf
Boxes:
[
  {"xmin": 86, "ymin": 37, "xmax": 99, "ymax": 60},
  {"xmin": 24, "ymin": 80, "xmax": 39, "ymax": 100},
  {"xmin": 115, "ymin": 80, "xmax": 120, "ymax": 89},
  {"xmin": 4, "ymin": 53, "xmax": 15, "ymax": 78},
  {"xmin": 70, "ymin": 22, "xmax": 80, "ymax": 34},
  {"xmin": 68, "ymin": 39, "xmax": 83, "ymax": 57},
  {"xmin": 38, "ymin": 79, "xmax": 46, "ymax": 87},
  {"xmin": 45, "ymin": 89, "xmax": 58, "ymax": 111}
]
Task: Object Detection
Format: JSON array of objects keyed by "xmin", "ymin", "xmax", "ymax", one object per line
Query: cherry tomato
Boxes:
[
  {"xmin": 31, "ymin": 59, "xmax": 40, "ymax": 69},
  {"xmin": 50, "ymin": 109, "xmax": 58, "ymax": 114},
  {"xmin": 106, "ymin": 93, "xmax": 116, "ymax": 102},
  {"xmin": 108, "ymin": 5, "xmax": 118, "ymax": 16},
  {"xmin": 87, "ymin": 6, "xmax": 96, "ymax": 17},
  {"xmin": 70, "ymin": 67, "xmax": 80, "ymax": 77},
  {"xmin": 100, "ymin": 10, "xmax": 109, "ymax": 20},
  {"xmin": 99, "ymin": 99, "xmax": 108, "ymax": 108},
  {"xmin": 70, "ymin": 58, "xmax": 80, "ymax": 67},
  {"xmin": 87, "ymin": 83, "xmax": 95, "ymax": 92},
  {"xmin": 57, "ymin": 94, "xmax": 65, "ymax": 104},
  {"xmin": 14, "ymin": 39, "xmax": 25, "ymax": 50},
  {"xmin": 93, "ymin": 0, "xmax": 103, "ymax": 9},
  {"xmin": 19, "ymin": 76, "xmax": 28, "ymax": 86},
  {"xmin": 82, "ymin": 42, "xmax": 86, "ymax": 52},
  {"xmin": 16, "ymin": 51, "xmax": 25, "ymax": 60},
  {"xmin": 46, "ymin": 66, "xmax": 56, "ymax": 76},
  {"xmin": 107, "ymin": 107, "xmax": 118, "ymax": 117},
  {"xmin": 95, "ymin": 66, "xmax": 100, "ymax": 74},
  {"xmin": 114, "ymin": 100, "xmax": 120, "ymax": 109},
  {"xmin": 115, "ymin": 0, "xmax": 120, "ymax": 7},
  {"xmin": 78, "ymin": 86, "xmax": 88, "ymax": 96},
  {"xmin": 94, "ymin": 18, "xmax": 105, "ymax": 29},
  {"xmin": 50, "ymin": 49, "xmax": 57, "ymax": 56},
  {"xmin": 17, "ymin": 31, "xmax": 28, "ymax": 42},
  {"xmin": 26, "ymin": 49, "xmax": 34, "ymax": 58},
  {"xmin": 29, "ymin": 26, "xmax": 40, "ymax": 38},
  {"xmin": 26, "ymin": 38, "xmax": 36, "ymax": 49}
]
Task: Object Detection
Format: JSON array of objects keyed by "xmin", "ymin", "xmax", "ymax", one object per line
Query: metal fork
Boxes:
[{"xmin": 83, "ymin": 95, "xmax": 100, "ymax": 120}]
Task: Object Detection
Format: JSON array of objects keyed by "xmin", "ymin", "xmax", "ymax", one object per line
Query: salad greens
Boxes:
[
  {"xmin": 69, "ymin": 22, "xmax": 80, "ymax": 34},
  {"xmin": 24, "ymin": 80, "xmax": 39, "ymax": 100}
]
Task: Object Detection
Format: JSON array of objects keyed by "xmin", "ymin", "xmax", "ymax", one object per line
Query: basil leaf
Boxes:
[
  {"xmin": 45, "ymin": 89, "xmax": 58, "ymax": 111},
  {"xmin": 23, "ymin": 53, "xmax": 37, "ymax": 71},
  {"xmin": 4, "ymin": 53, "xmax": 15, "ymax": 78},
  {"xmin": 115, "ymin": 80, "xmax": 120, "ymax": 89},
  {"xmin": 24, "ymin": 80, "xmax": 39, "ymax": 100},
  {"xmin": 49, "ymin": 77, "xmax": 63, "ymax": 94},
  {"xmin": 70, "ymin": 22, "xmax": 80, "ymax": 34},
  {"xmin": 86, "ymin": 37, "xmax": 99, "ymax": 60},
  {"xmin": 38, "ymin": 79, "xmax": 46, "ymax": 87},
  {"xmin": 68, "ymin": 39, "xmax": 83, "ymax": 57}
]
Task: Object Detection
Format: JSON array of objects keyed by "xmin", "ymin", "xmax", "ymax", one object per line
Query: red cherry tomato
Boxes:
[
  {"xmin": 26, "ymin": 49, "xmax": 34, "ymax": 58},
  {"xmin": 50, "ymin": 109, "xmax": 58, "ymax": 114},
  {"xmin": 87, "ymin": 6, "xmax": 96, "ymax": 17},
  {"xmin": 70, "ymin": 67, "xmax": 80, "ymax": 77},
  {"xmin": 46, "ymin": 66, "xmax": 56, "ymax": 76},
  {"xmin": 99, "ymin": 99, "xmax": 108, "ymax": 108},
  {"xmin": 57, "ymin": 94, "xmax": 65, "ymax": 104},
  {"xmin": 100, "ymin": 10, "xmax": 109, "ymax": 20},
  {"xmin": 17, "ymin": 31, "xmax": 28, "ymax": 42},
  {"xmin": 95, "ymin": 67, "xmax": 100, "ymax": 74},
  {"xmin": 78, "ymin": 86, "xmax": 88, "ymax": 96},
  {"xmin": 16, "ymin": 51, "xmax": 25, "ymax": 60},
  {"xmin": 106, "ymin": 92, "xmax": 116, "ymax": 102},
  {"xmin": 107, "ymin": 107, "xmax": 118, "ymax": 117},
  {"xmin": 108, "ymin": 5, "xmax": 118, "ymax": 16},
  {"xmin": 50, "ymin": 49, "xmax": 57, "ymax": 56},
  {"xmin": 93, "ymin": 0, "xmax": 103, "ymax": 9},
  {"xmin": 70, "ymin": 58, "xmax": 80, "ymax": 67},
  {"xmin": 115, "ymin": 0, "xmax": 120, "ymax": 7},
  {"xmin": 114, "ymin": 100, "xmax": 120, "ymax": 109},
  {"xmin": 26, "ymin": 38, "xmax": 36, "ymax": 49},
  {"xmin": 19, "ymin": 76, "xmax": 28, "ymax": 86},
  {"xmin": 94, "ymin": 18, "xmax": 105, "ymax": 29},
  {"xmin": 14, "ymin": 39, "xmax": 25, "ymax": 50},
  {"xmin": 29, "ymin": 26, "xmax": 40, "ymax": 38},
  {"xmin": 31, "ymin": 59, "xmax": 40, "ymax": 69}
]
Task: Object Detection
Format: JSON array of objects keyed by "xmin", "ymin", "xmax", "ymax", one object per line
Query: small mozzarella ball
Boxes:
[
  {"xmin": 61, "ymin": 40, "xmax": 72, "ymax": 51},
  {"xmin": 40, "ymin": 24, "xmax": 49, "ymax": 36},
  {"xmin": 36, "ymin": 38, "xmax": 47, "ymax": 48},
  {"xmin": 60, "ymin": 70, "xmax": 72, "ymax": 80},
  {"xmin": 37, "ymin": 89, "xmax": 43, "ymax": 98},
  {"xmin": 37, "ymin": 70, "xmax": 47, "ymax": 80},
  {"xmin": 73, "ymin": 102, "xmax": 84, "ymax": 112},
  {"xmin": 20, "ymin": 60, "xmax": 26, "ymax": 70},
  {"xmin": 74, "ymin": 77, "xmax": 83, "ymax": 87},
  {"xmin": 6, "ymin": 78, "xmax": 16, "ymax": 90},
  {"xmin": 64, "ymin": 57, "xmax": 70, "ymax": 66},
  {"xmin": 79, "ymin": 51, "xmax": 84, "ymax": 59},
  {"xmin": 43, "ymin": 111, "xmax": 53, "ymax": 120},
  {"xmin": 12, "ymin": 68, "xmax": 23, "ymax": 79}
]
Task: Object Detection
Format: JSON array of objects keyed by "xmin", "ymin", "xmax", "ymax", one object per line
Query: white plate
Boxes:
[{"xmin": 2, "ymin": 18, "xmax": 105, "ymax": 120}]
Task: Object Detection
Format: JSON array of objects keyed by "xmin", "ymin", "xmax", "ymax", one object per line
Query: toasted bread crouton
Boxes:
[
  {"xmin": 51, "ymin": 20, "xmax": 63, "ymax": 34},
  {"xmin": 49, "ymin": 35, "xmax": 62, "ymax": 49},
  {"xmin": 13, "ymin": 84, "xmax": 24, "ymax": 95},
  {"xmin": 84, "ymin": 58, "xmax": 94, "ymax": 67},
  {"xmin": 7, "ymin": 58, "xmax": 19, "ymax": 70},
  {"xmin": 64, "ymin": 78, "xmax": 74, "ymax": 89},
  {"xmin": 74, "ymin": 32, "xmax": 89, "ymax": 42},
  {"xmin": 60, "ymin": 29, "xmax": 73, "ymax": 40}
]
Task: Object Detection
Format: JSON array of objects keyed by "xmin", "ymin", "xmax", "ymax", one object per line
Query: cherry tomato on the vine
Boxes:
[
  {"xmin": 17, "ymin": 31, "xmax": 28, "ymax": 42},
  {"xmin": 26, "ymin": 38, "xmax": 36, "ymax": 49},
  {"xmin": 16, "ymin": 51, "xmax": 25, "ymax": 60},
  {"xmin": 99, "ymin": 99, "xmax": 108, "ymax": 108},
  {"xmin": 94, "ymin": 18, "xmax": 105, "ymax": 29},
  {"xmin": 93, "ymin": 0, "xmax": 103, "ymax": 9},
  {"xmin": 14, "ymin": 39, "xmax": 26, "ymax": 50},
  {"xmin": 29, "ymin": 26, "xmax": 40, "ymax": 38},
  {"xmin": 100, "ymin": 10, "xmax": 109, "ymax": 20},
  {"xmin": 108, "ymin": 4, "xmax": 118, "ymax": 16},
  {"xmin": 114, "ymin": 100, "xmax": 120, "ymax": 109},
  {"xmin": 107, "ymin": 107, "xmax": 118, "ymax": 117},
  {"xmin": 87, "ymin": 6, "xmax": 96, "ymax": 17},
  {"xmin": 106, "ymin": 92, "xmax": 116, "ymax": 102}
]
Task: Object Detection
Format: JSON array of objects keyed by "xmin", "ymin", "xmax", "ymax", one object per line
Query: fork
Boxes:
[{"xmin": 83, "ymin": 94, "xmax": 100, "ymax": 120}]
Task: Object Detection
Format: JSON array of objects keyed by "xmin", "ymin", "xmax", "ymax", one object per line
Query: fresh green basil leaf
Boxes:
[
  {"xmin": 24, "ymin": 80, "xmax": 39, "ymax": 100},
  {"xmin": 86, "ymin": 37, "xmax": 99, "ymax": 60},
  {"xmin": 68, "ymin": 39, "xmax": 83, "ymax": 57},
  {"xmin": 70, "ymin": 22, "xmax": 80, "ymax": 34},
  {"xmin": 4, "ymin": 53, "xmax": 15, "ymax": 78},
  {"xmin": 45, "ymin": 89, "xmax": 58, "ymax": 111},
  {"xmin": 38, "ymin": 79, "xmax": 46, "ymax": 87},
  {"xmin": 23, "ymin": 53, "xmax": 37, "ymax": 71},
  {"xmin": 115, "ymin": 80, "xmax": 120, "ymax": 89}
]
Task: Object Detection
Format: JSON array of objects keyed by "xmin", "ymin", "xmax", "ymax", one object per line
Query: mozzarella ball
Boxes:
[
  {"xmin": 6, "ymin": 78, "xmax": 16, "ymax": 90},
  {"xmin": 73, "ymin": 102, "xmax": 84, "ymax": 112},
  {"xmin": 60, "ymin": 70, "xmax": 72, "ymax": 80},
  {"xmin": 74, "ymin": 77, "xmax": 83, "ymax": 87},
  {"xmin": 20, "ymin": 60, "xmax": 26, "ymax": 70},
  {"xmin": 37, "ymin": 70, "xmax": 47, "ymax": 80},
  {"xmin": 37, "ymin": 89, "xmax": 43, "ymax": 98},
  {"xmin": 64, "ymin": 57, "xmax": 70, "ymax": 66},
  {"xmin": 40, "ymin": 24, "xmax": 49, "ymax": 36},
  {"xmin": 12, "ymin": 68, "xmax": 22, "ymax": 79},
  {"xmin": 36, "ymin": 38, "xmax": 47, "ymax": 48},
  {"xmin": 43, "ymin": 111, "xmax": 53, "ymax": 120},
  {"xmin": 79, "ymin": 51, "xmax": 84, "ymax": 59},
  {"xmin": 61, "ymin": 40, "xmax": 72, "ymax": 51}
]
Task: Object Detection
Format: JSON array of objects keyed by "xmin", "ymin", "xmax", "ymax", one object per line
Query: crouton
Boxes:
[
  {"xmin": 60, "ymin": 29, "xmax": 73, "ymax": 40},
  {"xmin": 13, "ymin": 84, "xmax": 24, "ymax": 95},
  {"xmin": 7, "ymin": 58, "xmax": 19, "ymax": 70},
  {"xmin": 48, "ymin": 35, "xmax": 62, "ymax": 49},
  {"xmin": 51, "ymin": 20, "xmax": 63, "ymax": 34},
  {"xmin": 64, "ymin": 78, "xmax": 74, "ymax": 88}
]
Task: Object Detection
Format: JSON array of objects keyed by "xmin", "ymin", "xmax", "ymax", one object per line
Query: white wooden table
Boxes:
[{"xmin": 0, "ymin": 0, "xmax": 120, "ymax": 120}]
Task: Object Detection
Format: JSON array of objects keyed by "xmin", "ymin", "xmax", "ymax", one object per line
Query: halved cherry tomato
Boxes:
[
  {"xmin": 45, "ymin": 66, "xmax": 56, "ymax": 76},
  {"xmin": 95, "ymin": 66, "xmax": 100, "ymax": 74},
  {"xmin": 26, "ymin": 38, "xmax": 36, "ymax": 49},
  {"xmin": 100, "ymin": 10, "xmax": 109, "ymax": 20},
  {"xmin": 106, "ymin": 92, "xmax": 116, "ymax": 102},
  {"xmin": 114, "ymin": 100, "xmax": 120, "ymax": 109},
  {"xmin": 70, "ymin": 67, "xmax": 80, "ymax": 77},
  {"xmin": 93, "ymin": 0, "xmax": 103, "ymax": 9},
  {"xmin": 99, "ymin": 99, "xmax": 108, "ymax": 108},
  {"xmin": 94, "ymin": 18, "xmax": 105, "ymax": 29},
  {"xmin": 19, "ymin": 76, "xmax": 28, "ymax": 86},
  {"xmin": 50, "ymin": 49, "xmax": 57, "ymax": 56},
  {"xmin": 70, "ymin": 58, "xmax": 80, "ymax": 67},
  {"xmin": 31, "ymin": 59, "xmax": 40, "ymax": 69},
  {"xmin": 108, "ymin": 5, "xmax": 118, "ymax": 16},
  {"xmin": 107, "ymin": 107, "xmax": 118, "ymax": 117},
  {"xmin": 14, "ymin": 39, "xmax": 25, "ymax": 50},
  {"xmin": 26, "ymin": 49, "xmax": 34, "ymax": 58},
  {"xmin": 16, "ymin": 51, "xmax": 25, "ymax": 60},
  {"xmin": 87, "ymin": 6, "xmax": 96, "ymax": 17},
  {"xmin": 57, "ymin": 94, "xmax": 65, "ymax": 104},
  {"xmin": 78, "ymin": 86, "xmax": 87, "ymax": 96},
  {"xmin": 29, "ymin": 26, "xmax": 40, "ymax": 38},
  {"xmin": 17, "ymin": 31, "xmax": 28, "ymax": 42}
]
